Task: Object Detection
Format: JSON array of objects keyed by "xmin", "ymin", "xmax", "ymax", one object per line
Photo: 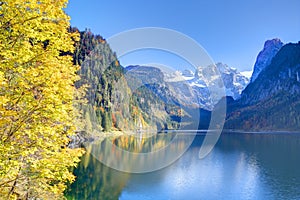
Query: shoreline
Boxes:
[
  {"xmin": 69, "ymin": 129, "xmax": 300, "ymax": 148},
  {"xmin": 222, "ymin": 129, "xmax": 300, "ymax": 134}
]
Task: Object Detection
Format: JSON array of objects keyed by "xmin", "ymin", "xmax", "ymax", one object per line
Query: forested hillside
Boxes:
[
  {"xmin": 71, "ymin": 28, "xmax": 125, "ymax": 132},
  {"xmin": 71, "ymin": 29, "xmax": 183, "ymax": 133}
]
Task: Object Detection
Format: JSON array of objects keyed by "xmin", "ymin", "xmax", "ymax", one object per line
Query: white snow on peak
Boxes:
[{"xmin": 240, "ymin": 70, "xmax": 253, "ymax": 79}]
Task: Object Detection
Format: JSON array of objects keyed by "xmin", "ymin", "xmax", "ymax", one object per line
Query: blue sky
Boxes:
[{"xmin": 65, "ymin": 0, "xmax": 300, "ymax": 72}]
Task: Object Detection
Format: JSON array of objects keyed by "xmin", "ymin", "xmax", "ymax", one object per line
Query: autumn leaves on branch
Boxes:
[{"xmin": 0, "ymin": 1, "xmax": 83, "ymax": 199}]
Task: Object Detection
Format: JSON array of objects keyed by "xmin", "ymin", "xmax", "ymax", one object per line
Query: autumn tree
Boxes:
[{"xmin": 0, "ymin": 0, "xmax": 83, "ymax": 199}]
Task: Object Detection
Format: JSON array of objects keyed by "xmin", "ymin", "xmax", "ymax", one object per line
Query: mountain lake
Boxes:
[{"xmin": 65, "ymin": 132, "xmax": 300, "ymax": 200}]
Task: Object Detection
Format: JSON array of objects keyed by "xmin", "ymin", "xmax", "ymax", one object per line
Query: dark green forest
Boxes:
[{"xmin": 71, "ymin": 28, "xmax": 184, "ymax": 134}]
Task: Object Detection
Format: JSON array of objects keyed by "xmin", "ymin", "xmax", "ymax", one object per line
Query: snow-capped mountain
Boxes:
[
  {"xmin": 165, "ymin": 63, "xmax": 249, "ymax": 101},
  {"xmin": 250, "ymin": 38, "xmax": 283, "ymax": 82},
  {"xmin": 215, "ymin": 63, "xmax": 250, "ymax": 99},
  {"xmin": 240, "ymin": 71, "xmax": 252, "ymax": 79},
  {"xmin": 131, "ymin": 63, "xmax": 250, "ymax": 110}
]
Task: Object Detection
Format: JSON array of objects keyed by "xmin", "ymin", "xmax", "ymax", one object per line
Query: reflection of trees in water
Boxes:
[
  {"xmin": 65, "ymin": 145, "xmax": 129, "ymax": 200},
  {"xmin": 112, "ymin": 133, "xmax": 176, "ymax": 153},
  {"xmin": 92, "ymin": 133, "xmax": 193, "ymax": 172},
  {"xmin": 65, "ymin": 133, "xmax": 193, "ymax": 199},
  {"xmin": 66, "ymin": 133, "xmax": 300, "ymax": 199}
]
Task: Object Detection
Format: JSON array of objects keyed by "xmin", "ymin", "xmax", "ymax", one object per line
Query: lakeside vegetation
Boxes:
[{"xmin": 0, "ymin": 1, "xmax": 84, "ymax": 199}]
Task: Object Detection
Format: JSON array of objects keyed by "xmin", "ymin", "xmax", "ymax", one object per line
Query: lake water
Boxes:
[{"xmin": 66, "ymin": 132, "xmax": 300, "ymax": 200}]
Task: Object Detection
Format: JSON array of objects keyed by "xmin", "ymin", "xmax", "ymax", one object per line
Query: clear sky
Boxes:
[{"xmin": 65, "ymin": 0, "xmax": 300, "ymax": 72}]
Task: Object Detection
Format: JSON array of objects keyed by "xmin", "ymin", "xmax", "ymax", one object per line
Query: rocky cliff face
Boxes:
[
  {"xmin": 187, "ymin": 63, "xmax": 249, "ymax": 108},
  {"xmin": 225, "ymin": 42, "xmax": 300, "ymax": 131},
  {"xmin": 250, "ymin": 38, "xmax": 283, "ymax": 83},
  {"xmin": 215, "ymin": 63, "xmax": 249, "ymax": 100},
  {"xmin": 241, "ymin": 43, "xmax": 300, "ymax": 105}
]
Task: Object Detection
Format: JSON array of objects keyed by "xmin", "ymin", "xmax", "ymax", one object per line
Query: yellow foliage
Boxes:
[{"xmin": 0, "ymin": 0, "xmax": 83, "ymax": 199}]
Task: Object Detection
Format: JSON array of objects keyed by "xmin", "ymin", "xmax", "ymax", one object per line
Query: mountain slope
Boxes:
[
  {"xmin": 71, "ymin": 30, "xmax": 185, "ymax": 133},
  {"xmin": 225, "ymin": 42, "xmax": 300, "ymax": 131},
  {"xmin": 125, "ymin": 65, "xmax": 183, "ymax": 130},
  {"xmin": 71, "ymin": 28, "xmax": 139, "ymax": 132},
  {"xmin": 250, "ymin": 38, "xmax": 283, "ymax": 82}
]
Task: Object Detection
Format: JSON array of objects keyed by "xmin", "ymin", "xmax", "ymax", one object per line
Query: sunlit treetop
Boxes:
[{"xmin": 0, "ymin": 0, "xmax": 83, "ymax": 199}]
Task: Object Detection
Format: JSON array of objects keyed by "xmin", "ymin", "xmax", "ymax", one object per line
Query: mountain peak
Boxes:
[
  {"xmin": 226, "ymin": 42, "xmax": 300, "ymax": 130},
  {"xmin": 250, "ymin": 38, "xmax": 284, "ymax": 82},
  {"xmin": 264, "ymin": 38, "xmax": 282, "ymax": 48}
]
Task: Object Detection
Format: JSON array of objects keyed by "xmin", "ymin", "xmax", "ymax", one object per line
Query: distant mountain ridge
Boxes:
[{"xmin": 129, "ymin": 63, "xmax": 249, "ymax": 110}]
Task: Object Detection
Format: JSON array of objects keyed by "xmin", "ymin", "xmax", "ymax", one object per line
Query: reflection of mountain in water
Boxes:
[
  {"xmin": 65, "ymin": 133, "xmax": 196, "ymax": 199},
  {"xmin": 89, "ymin": 133, "xmax": 196, "ymax": 173},
  {"xmin": 66, "ymin": 133, "xmax": 300, "ymax": 199}
]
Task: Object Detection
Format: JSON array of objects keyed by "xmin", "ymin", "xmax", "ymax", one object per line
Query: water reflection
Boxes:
[
  {"xmin": 217, "ymin": 133, "xmax": 300, "ymax": 199},
  {"xmin": 66, "ymin": 133, "xmax": 300, "ymax": 200},
  {"xmin": 88, "ymin": 133, "xmax": 196, "ymax": 173},
  {"xmin": 65, "ymin": 146, "xmax": 129, "ymax": 200},
  {"xmin": 65, "ymin": 133, "xmax": 196, "ymax": 199}
]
